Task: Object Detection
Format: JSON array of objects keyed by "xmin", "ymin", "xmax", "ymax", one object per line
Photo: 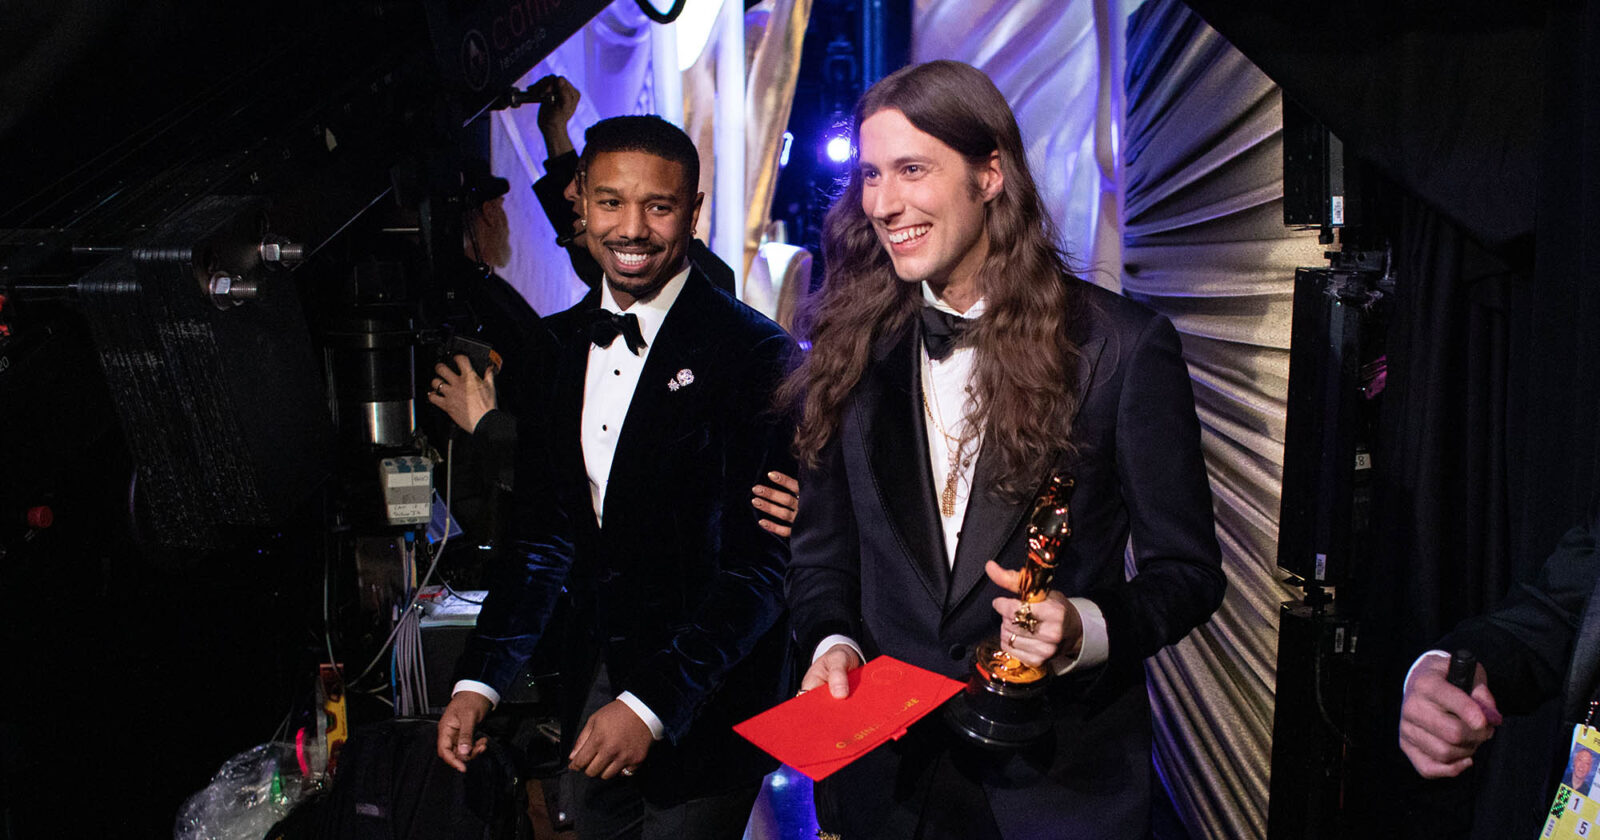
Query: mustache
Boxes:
[{"xmin": 601, "ymin": 237, "xmax": 664, "ymax": 253}]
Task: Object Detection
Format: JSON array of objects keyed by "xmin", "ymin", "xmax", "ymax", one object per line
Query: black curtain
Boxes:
[
  {"xmin": 1183, "ymin": 0, "xmax": 1600, "ymax": 836},
  {"xmin": 1365, "ymin": 199, "xmax": 1548, "ymax": 839},
  {"xmin": 1514, "ymin": 0, "xmax": 1600, "ymax": 583}
]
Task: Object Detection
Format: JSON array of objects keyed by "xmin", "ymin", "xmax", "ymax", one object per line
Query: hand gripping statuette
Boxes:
[{"xmin": 945, "ymin": 474, "xmax": 1073, "ymax": 748}]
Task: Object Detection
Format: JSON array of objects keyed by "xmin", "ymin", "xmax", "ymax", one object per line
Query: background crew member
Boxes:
[{"xmin": 1400, "ymin": 502, "xmax": 1600, "ymax": 792}]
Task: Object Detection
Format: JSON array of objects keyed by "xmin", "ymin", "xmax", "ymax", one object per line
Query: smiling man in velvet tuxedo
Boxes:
[
  {"xmin": 434, "ymin": 115, "xmax": 797, "ymax": 839},
  {"xmin": 780, "ymin": 60, "xmax": 1225, "ymax": 839}
]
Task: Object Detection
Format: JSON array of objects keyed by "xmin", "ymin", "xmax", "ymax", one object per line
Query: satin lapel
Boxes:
[
  {"xmin": 863, "ymin": 324, "xmax": 950, "ymax": 607},
  {"xmin": 552, "ymin": 310, "xmax": 599, "ymax": 535},
  {"xmin": 601, "ymin": 274, "xmax": 713, "ymax": 532},
  {"xmin": 945, "ymin": 336, "xmax": 1108, "ymax": 613}
]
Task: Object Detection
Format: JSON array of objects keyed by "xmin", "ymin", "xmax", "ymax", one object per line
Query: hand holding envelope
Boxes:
[{"xmin": 733, "ymin": 656, "xmax": 965, "ymax": 781}]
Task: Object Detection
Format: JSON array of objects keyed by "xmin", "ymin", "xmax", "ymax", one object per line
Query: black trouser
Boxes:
[
  {"xmin": 569, "ymin": 666, "xmax": 760, "ymax": 840},
  {"xmin": 815, "ymin": 720, "xmax": 1004, "ymax": 840}
]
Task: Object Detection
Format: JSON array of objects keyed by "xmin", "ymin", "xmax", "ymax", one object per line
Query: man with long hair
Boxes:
[{"xmin": 782, "ymin": 60, "xmax": 1225, "ymax": 838}]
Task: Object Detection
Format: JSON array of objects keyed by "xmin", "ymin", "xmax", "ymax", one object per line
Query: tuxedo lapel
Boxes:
[
  {"xmin": 552, "ymin": 297, "xmax": 600, "ymax": 534},
  {"xmin": 862, "ymin": 323, "xmax": 950, "ymax": 608},
  {"xmin": 946, "ymin": 335, "xmax": 1107, "ymax": 613}
]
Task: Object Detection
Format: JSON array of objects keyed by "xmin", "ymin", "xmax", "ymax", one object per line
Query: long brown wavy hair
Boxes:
[{"xmin": 780, "ymin": 60, "xmax": 1084, "ymax": 499}]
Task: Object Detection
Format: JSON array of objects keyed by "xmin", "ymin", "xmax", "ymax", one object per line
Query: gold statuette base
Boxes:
[
  {"xmin": 943, "ymin": 638, "xmax": 1053, "ymax": 749},
  {"xmin": 974, "ymin": 640, "xmax": 1048, "ymax": 684}
]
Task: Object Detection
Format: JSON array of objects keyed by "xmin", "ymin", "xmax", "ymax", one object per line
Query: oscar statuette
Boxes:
[{"xmin": 944, "ymin": 474, "xmax": 1074, "ymax": 748}]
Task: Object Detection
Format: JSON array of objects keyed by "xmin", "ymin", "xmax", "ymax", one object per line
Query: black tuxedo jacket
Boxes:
[
  {"xmin": 454, "ymin": 268, "xmax": 797, "ymax": 805},
  {"xmin": 787, "ymin": 280, "xmax": 1225, "ymax": 838}
]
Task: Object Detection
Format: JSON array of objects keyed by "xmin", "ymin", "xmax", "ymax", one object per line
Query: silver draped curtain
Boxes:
[
  {"xmin": 917, "ymin": 0, "xmax": 1326, "ymax": 836},
  {"xmin": 1125, "ymin": 2, "xmax": 1324, "ymax": 837},
  {"xmin": 914, "ymin": 0, "xmax": 1128, "ymax": 286}
]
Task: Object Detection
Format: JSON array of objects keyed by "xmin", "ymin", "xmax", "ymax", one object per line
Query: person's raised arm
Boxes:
[{"xmin": 532, "ymin": 75, "xmax": 579, "ymax": 158}]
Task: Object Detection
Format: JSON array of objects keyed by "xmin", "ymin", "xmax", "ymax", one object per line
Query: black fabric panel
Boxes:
[
  {"xmin": 1367, "ymin": 198, "xmax": 1516, "ymax": 651},
  {"xmin": 1358, "ymin": 198, "xmax": 1530, "ymax": 839},
  {"xmin": 1512, "ymin": 0, "xmax": 1600, "ymax": 588}
]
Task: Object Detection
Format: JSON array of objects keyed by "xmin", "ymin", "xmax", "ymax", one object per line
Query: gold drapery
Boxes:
[{"xmin": 682, "ymin": 0, "xmax": 813, "ymax": 283}]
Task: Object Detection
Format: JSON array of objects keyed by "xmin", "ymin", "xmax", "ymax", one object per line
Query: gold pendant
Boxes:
[{"xmin": 941, "ymin": 468, "xmax": 959, "ymax": 517}]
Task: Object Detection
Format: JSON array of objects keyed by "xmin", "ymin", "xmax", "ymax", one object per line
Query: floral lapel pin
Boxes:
[{"xmin": 667, "ymin": 368, "xmax": 695, "ymax": 392}]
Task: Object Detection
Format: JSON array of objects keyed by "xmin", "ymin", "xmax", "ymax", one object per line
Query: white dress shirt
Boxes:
[
  {"xmin": 813, "ymin": 283, "xmax": 1108, "ymax": 675},
  {"xmin": 455, "ymin": 267, "xmax": 692, "ymax": 740},
  {"xmin": 580, "ymin": 269, "xmax": 689, "ymax": 528}
]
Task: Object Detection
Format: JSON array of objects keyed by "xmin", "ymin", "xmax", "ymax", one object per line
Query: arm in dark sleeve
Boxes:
[
  {"xmin": 1440, "ymin": 516, "xmax": 1600, "ymax": 714},
  {"xmin": 469, "ymin": 408, "xmax": 517, "ymax": 492},
  {"xmin": 620, "ymin": 333, "xmax": 799, "ymax": 740},
  {"xmin": 533, "ymin": 150, "xmax": 580, "ymax": 238},
  {"xmin": 1087, "ymin": 314, "xmax": 1227, "ymax": 680},
  {"xmin": 451, "ymin": 365, "xmax": 575, "ymax": 695},
  {"xmin": 785, "ymin": 421, "xmax": 864, "ymax": 657}
]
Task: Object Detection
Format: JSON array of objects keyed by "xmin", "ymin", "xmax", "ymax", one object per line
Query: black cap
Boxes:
[{"xmin": 462, "ymin": 158, "xmax": 510, "ymax": 206}]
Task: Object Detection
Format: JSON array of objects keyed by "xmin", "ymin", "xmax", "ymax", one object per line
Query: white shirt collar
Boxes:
[
  {"xmin": 600, "ymin": 264, "xmax": 692, "ymax": 348},
  {"xmin": 922, "ymin": 282, "xmax": 986, "ymax": 319}
]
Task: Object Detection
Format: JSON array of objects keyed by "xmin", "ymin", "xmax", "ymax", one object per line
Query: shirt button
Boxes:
[
  {"xmin": 614, "ymin": 369, "xmax": 620, "ymax": 375},
  {"xmin": 601, "ymin": 424, "xmax": 608, "ymax": 431},
  {"xmin": 947, "ymin": 644, "xmax": 967, "ymax": 660}
]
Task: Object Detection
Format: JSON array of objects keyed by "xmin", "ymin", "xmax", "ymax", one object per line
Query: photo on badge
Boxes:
[
  {"xmin": 1567, "ymin": 746, "xmax": 1600, "ymax": 798},
  {"xmin": 1543, "ymin": 726, "xmax": 1600, "ymax": 838}
]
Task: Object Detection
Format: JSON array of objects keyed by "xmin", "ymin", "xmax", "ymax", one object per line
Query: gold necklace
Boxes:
[{"xmin": 922, "ymin": 356, "xmax": 974, "ymax": 517}]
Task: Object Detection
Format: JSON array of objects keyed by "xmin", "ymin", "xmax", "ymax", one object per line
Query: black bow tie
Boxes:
[
  {"xmin": 921, "ymin": 306, "xmax": 973, "ymax": 361},
  {"xmin": 586, "ymin": 309, "xmax": 646, "ymax": 355}
]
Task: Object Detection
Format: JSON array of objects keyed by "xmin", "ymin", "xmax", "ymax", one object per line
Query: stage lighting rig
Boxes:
[{"xmin": 1268, "ymin": 97, "xmax": 1398, "ymax": 840}]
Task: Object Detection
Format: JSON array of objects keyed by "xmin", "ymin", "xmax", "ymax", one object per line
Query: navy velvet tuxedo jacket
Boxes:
[
  {"xmin": 787, "ymin": 280, "xmax": 1225, "ymax": 838},
  {"xmin": 453, "ymin": 269, "xmax": 797, "ymax": 805}
]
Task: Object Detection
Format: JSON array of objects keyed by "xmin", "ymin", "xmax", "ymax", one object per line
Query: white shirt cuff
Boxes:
[
  {"xmin": 813, "ymin": 634, "xmax": 865, "ymax": 664},
  {"xmin": 617, "ymin": 691, "xmax": 666, "ymax": 741},
  {"xmin": 1052, "ymin": 598, "xmax": 1108, "ymax": 675},
  {"xmin": 1404, "ymin": 650, "xmax": 1452, "ymax": 694},
  {"xmin": 452, "ymin": 679, "xmax": 501, "ymax": 708}
]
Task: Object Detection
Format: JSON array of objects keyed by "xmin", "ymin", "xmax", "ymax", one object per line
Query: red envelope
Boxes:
[{"xmin": 733, "ymin": 656, "xmax": 966, "ymax": 781}]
